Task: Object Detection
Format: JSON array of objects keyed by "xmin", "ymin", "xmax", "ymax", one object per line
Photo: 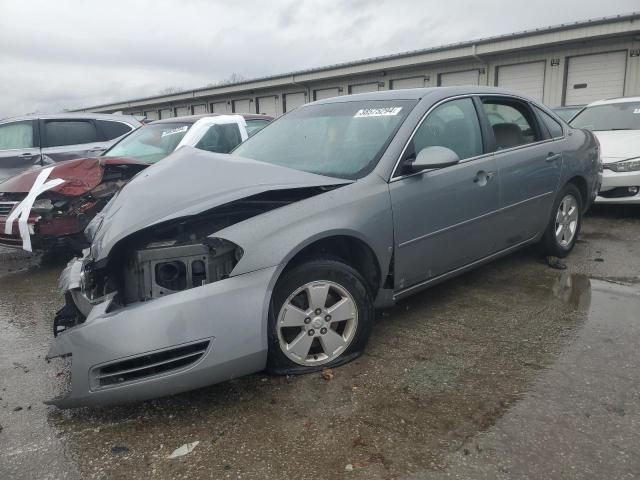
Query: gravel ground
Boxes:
[{"xmin": 0, "ymin": 204, "xmax": 639, "ymax": 480}]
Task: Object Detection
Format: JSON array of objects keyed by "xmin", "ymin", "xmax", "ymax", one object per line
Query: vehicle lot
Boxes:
[{"xmin": 1, "ymin": 205, "xmax": 639, "ymax": 480}]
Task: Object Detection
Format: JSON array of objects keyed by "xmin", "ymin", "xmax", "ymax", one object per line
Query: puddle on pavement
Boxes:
[{"xmin": 1, "ymin": 249, "xmax": 638, "ymax": 479}]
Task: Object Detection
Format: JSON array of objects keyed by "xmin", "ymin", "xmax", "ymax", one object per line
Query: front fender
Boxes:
[{"xmin": 217, "ymin": 176, "xmax": 394, "ymax": 283}]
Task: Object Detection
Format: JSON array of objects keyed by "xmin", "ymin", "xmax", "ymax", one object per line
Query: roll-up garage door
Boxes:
[
  {"xmin": 192, "ymin": 104, "xmax": 207, "ymax": 114},
  {"xmin": 390, "ymin": 77, "xmax": 425, "ymax": 90},
  {"xmin": 257, "ymin": 96, "xmax": 277, "ymax": 116},
  {"xmin": 565, "ymin": 51, "xmax": 626, "ymax": 106},
  {"xmin": 159, "ymin": 108, "xmax": 174, "ymax": 119},
  {"xmin": 175, "ymin": 106, "xmax": 190, "ymax": 117},
  {"xmin": 497, "ymin": 61, "xmax": 545, "ymax": 101},
  {"xmin": 349, "ymin": 83, "xmax": 379, "ymax": 94},
  {"xmin": 284, "ymin": 92, "xmax": 306, "ymax": 112},
  {"xmin": 210, "ymin": 102, "xmax": 227, "ymax": 113},
  {"xmin": 314, "ymin": 88, "xmax": 340, "ymax": 101},
  {"xmin": 232, "ymin": 99, "xmax": 252, "ymax": 113},
  {"xmin": 439, "ymin": 70, "xmax": 480, "ymax": 86},
  {"xmin": 144, "ymin": 110, "xmax": 158, "ymax": 121}
]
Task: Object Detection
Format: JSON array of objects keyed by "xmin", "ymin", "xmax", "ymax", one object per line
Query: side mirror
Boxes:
[{"xmin": 408, "ymin": 146, "xmax": 460, "ymax": 173}]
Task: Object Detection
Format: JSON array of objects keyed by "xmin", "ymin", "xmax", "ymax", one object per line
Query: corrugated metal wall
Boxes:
[{"xmin": 107, "ymin": 33, "xmax": 640, "ymax": 119}]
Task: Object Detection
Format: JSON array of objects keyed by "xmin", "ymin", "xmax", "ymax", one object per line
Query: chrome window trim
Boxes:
[{"xmin": 390, "ymin": 93, "xmax": 566, "ymax": 182}]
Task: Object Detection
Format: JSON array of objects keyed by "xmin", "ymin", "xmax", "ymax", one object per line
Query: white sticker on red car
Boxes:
[
  {"xmin": 161, "ymin": 126, "xmax": 189, "ymax": 137},
  {"xmin": 4, "ymin": 167, "xmax": 65, "ymax": 252},
  {"xmin": 354, "ymin": 107, "xmax": 403, "ymax": 118}
]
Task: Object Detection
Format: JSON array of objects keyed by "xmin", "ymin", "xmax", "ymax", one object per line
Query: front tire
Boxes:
[
  {"xmin": 540, "ymin": 183, "xmax": 582, "ymax": 258},
  {"xmin": 267, "ymin": 259, "xmax": 374, "ymax": 375}
]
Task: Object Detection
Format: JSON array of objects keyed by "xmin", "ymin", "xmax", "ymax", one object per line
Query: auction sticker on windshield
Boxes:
[
  {"xmin": 354, "ymin": 107, "xmax": 403, "ymax": 117},
  {"xmin": 161, "ymin": 126, "xmax": 189, "ymax": 137}
]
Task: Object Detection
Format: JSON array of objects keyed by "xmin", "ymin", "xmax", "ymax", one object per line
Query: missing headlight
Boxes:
[{"xmin": 123, "ymin": 238, "xmax": 241, "ymax": 303}]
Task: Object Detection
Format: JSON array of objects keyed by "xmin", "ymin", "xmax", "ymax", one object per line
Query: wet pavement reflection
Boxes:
[{"xmin": 1, "ymin": 206, "xmax": 639, "ymax": 479}]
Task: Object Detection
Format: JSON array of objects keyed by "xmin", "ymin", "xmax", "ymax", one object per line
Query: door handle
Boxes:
[
  {"xmin": 473, "ymin": 170, "xmax": 496, "ymax": 185},
  {"xmin": 546, "ymin": 152, "xmax": 562, "ymax": 162},
  {"xmin": 20, "ymin": 153, "xmax": 34, "ymax": 158}
]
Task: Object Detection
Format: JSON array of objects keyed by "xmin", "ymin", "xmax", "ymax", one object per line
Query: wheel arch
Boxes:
[
  {"xmin": 566, "ymin": 175, "xmax": 588, "ymax": 206},
  {"xmin": 277, "ymin": 234, "xmax": 383, "ymax": 300}
]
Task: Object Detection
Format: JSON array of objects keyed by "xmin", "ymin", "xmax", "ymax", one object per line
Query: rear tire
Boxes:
[
  {"xmin": 540, "ymin": 183, "xmax": 582, "ymax": 258},
  {"xmin": 267, "ymin": 259, "xmax": 374, "ymax": 375}
]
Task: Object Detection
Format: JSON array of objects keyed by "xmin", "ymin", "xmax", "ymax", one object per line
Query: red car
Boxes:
[{"xmin": 0, "ymin": 113, "xmax": 272, "ymax": 252}]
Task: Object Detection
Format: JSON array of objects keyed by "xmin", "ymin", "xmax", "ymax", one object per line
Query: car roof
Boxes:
[
  {"xmin": 307, "ymin": 86, "xmax": 538, "ymax": 105},
  {"xmin": 0, "ymin": 112, "xmax": 141, "ymax": 124},
  {"xmin": 586, "ymin": 96, "xmax": 640, "ymax": 107},
  {"xmin": 150, "ymin": 113, "xmax": 273, "ymax": 125}
]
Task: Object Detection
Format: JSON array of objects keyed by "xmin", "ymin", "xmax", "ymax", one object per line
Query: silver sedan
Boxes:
[{"xmin": 47, "ymin": 87, "xmax": 601, "ymax": 407}]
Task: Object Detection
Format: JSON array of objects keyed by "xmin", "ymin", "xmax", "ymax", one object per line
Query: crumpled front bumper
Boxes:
[{"xmin": 46, "ymin": 263, "xmax": 277, "ymax": 408}]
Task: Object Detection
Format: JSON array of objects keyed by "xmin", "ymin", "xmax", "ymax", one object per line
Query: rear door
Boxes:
[
  {"xmin": 0, "ymin": 119, "xmax": 41, "ymax": 181},
  {"xmin": 479, "ymin": 96, "xmax": 562, "ymax": 248},
  {"xmin": 389, "ymin": 96, "xmax": 501, "ymax": 290},
  {"xmin": 40, "ymin": 118, "xmax": 105, "ymax": 162}
]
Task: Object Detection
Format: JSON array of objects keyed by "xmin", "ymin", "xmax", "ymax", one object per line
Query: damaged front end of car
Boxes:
[
  {"xmin": 0, "ymin": 159, "xmax": 147, "ymax": 252},
  {"xmin": 46, "ymin": 148, "xmax": 349, "ymax": 407}
]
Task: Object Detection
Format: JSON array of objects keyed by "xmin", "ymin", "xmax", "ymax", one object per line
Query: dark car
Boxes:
[
  {"xmin": 0, "ymin": 113, "xmax": 272, "ymax": 252},
  {"xmin": 0, "ymin": 113, "xmax": 142, "ymax": 183}
]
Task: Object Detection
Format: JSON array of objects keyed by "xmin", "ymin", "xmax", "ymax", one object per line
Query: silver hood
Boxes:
[{"xmin": 90, "ymin": 146, "xmax": 350, "ymax": 261}]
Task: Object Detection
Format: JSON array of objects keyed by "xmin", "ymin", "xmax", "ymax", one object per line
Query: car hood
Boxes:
[
  {"xmin": 0, "ymin": 156, "xmax": 147, "ymax": 196},
  {"xmin": 90, "ymin": 146, "xmax": 351, "ymax": 262},
  {"xmin": 592, "ymin": 130, "xmax": 640, "ymax": 163}
]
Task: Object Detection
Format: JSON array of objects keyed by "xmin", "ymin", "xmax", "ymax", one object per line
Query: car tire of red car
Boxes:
[
  {"xmin": 267, "ymin": 258, "xmax": 374, "ymax": 375},
  {"xmin": 540, "ymin": 183, "xmax": 583, "ymax": 258}
]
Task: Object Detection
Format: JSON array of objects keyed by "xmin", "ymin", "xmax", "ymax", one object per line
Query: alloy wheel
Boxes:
[
  {"xmin": 276, "ymin": 280, "xmax": 358, "ymax": 366},
  {"xmin": 555, "ymin": 194, "xmax": 579, "ymax": 248}
]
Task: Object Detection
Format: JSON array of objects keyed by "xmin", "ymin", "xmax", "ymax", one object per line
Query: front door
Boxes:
[{"xmin": 390, "ymin": 97, "xmax": 501, "ymax": 291}]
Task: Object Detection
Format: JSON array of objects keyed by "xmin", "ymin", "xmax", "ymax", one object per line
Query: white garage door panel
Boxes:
[
  {"xmin": 439, "ymin": 70, "xmax": 479, "ymax": 86},
  {"xmin": 192, "ymin": 104, "xmax": 207, "ymax": 114},
  {"xmin": 233, "ymin": 99, "xmax": 252, "ymax": 113},
  {"xmin": 257, "ymin": 96, "xmax": 277, "ymax": 116},
  {"xmin": 144, "ymin": 110, "xmax": 158, "ymax": 120},
  {"xmin": 390, "ymin": 77, "xmax": 425, "ymax": 89},
  {"xmin": 350, "ymin": 83, "xmax": 379, "ymax": 94},
  {"xmin": 284, "ymin": 92, "xmax": 306, "ymax": 112},
  {"xmin": 210, "ymin": 102, "xmax": 227, "ymax": 113},
  {"xmin": 565, "ymin": 51, "xmax": 626, "ymax": 106},
  {"xmin": 175, "ymin": 106, "xmax": 190, "ymax": 117},
  {"xmin": 159, "ymin": 108, "xmax": 173, "ymax": 119},
  {"xmin": 315, "ymin": 88, "xmax": 340, "ymax": 101},
  {"xmin": 497, "ymin": 62, "xmax": 545, "ymax": 101}
]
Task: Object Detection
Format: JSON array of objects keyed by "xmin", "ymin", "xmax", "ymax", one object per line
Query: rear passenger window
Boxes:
[
  {"xmin": 482, "ymin": 100, "xmax": 541, "ymax": 149},
  {"xmin": 195, "ymin": 123, "xmax": 243, "ymax": 153},
  {"xmin": 44, "ymin": 120, "xmax": 98, "ymax": 147},
  {"xmin": 534, "ymin": 107, "xmax": 564, "ymax": 138},
  {"xmin": 97, "ymin": 120, "xmax": 133, "ymax": 140},
  {"xmin": 410, "ymin": 98, "xmax": 483, "ymax": 160}
]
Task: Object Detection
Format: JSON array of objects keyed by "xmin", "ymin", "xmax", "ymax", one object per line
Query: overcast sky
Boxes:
[{"xmin": 0, "ymin": 0, "xmax": 637, "ymax": 117}]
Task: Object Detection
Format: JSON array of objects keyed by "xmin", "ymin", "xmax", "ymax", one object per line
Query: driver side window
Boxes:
[{"xmin": 409, "ymin": 98, "xmax": 483, "ymax": 162}]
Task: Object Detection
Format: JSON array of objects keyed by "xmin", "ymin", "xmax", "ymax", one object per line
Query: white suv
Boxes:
[{"xmin": 570, "ymin": 97, "xmax": 640, "ymax": 204}]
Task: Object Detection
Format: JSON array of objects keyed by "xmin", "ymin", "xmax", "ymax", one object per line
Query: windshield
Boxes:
[
  {"xmin": 570, "ymin": 102, "xmax": 640, "ymax": 131},
  {"xmin": 104, "ymin": 122, "xmax": 191, "ymax": 163},
  {"xmin": 232, "ymin": 100, "xmax": 416, "ymax": 179}
]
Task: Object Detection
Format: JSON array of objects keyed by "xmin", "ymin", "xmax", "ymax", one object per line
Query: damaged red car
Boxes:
[{"xmin": 0, "ymin": 113, "xmax": 272, "ymax": 252}]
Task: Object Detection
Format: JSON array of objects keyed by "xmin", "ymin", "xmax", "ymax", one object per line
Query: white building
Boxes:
[{"xmin": 75, "ymin": 12, "xmax": 640, "ymax": 119}]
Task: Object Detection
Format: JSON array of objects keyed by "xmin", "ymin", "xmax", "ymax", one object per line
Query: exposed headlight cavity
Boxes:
[{"xmin": 123, "ymin": 238, "xmax": 242, "ymax": 303}]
